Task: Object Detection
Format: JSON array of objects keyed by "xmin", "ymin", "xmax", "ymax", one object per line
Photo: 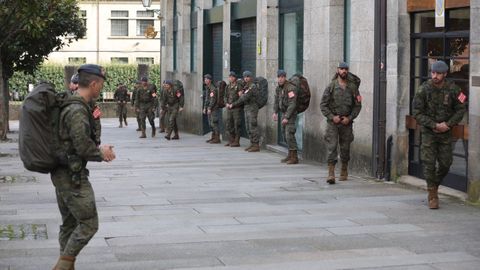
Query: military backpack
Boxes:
[
  {"xmin": 216, "ymin": 80, "xmax": 227, "ymax": 108},
  {"xmin": 173, "ymin": 79, "xmax": 185, "ymax": 98},
  {"xmin": 289, "ymin": 74, "xmax": 311, "ymax": 113},
  {"xmin": 253, "ymin": 76, "xmax": 269, "ymax": 109}
]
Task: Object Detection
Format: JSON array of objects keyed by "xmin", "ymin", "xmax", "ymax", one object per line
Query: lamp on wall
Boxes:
[{"xmin": 142, "ymin": 0, "xmax": 152, "ymax": 8}]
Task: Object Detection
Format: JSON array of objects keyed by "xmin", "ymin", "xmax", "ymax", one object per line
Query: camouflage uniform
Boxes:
[
  {"xmin": 134, "ymin": 84, "xmax": 157, "ymax": 134},
  {"xmin": 225, "ymin": 80, "xmax": 244, "ymax": 141},
  {"xmin": 160, "ymin": 85, "xmax": 184, "ymax": 139},
  {"xmin": 412, "ymin": 80, "xmax": 466, "ymax": 187},
  {"xmin": 114, "ymin": 85, "xmax": 129, "ymax": 126},
  {"xmin": 205, "ymin": 83, "xmax": 220, "ymax": 133},
  {"xmin": 65, "ymin": 90, "xmax": 101, "ymax": 145},
  {"xmin": 233, "ymin": 81, "xmax": 259, "ymax": 145},
  {"xmin": 131, "ymin": 85, "xmax": 142, "ymax": 130},
  {"xmin": 51, "ymin": 96, "xmax": 103, "ymax": 257},
  {"xmin": 320, "ymin": 78, "xmax": 362, "ymax": 165},
  {"xmin": 274, "ymin": 81, "xmax": 298, "ymax": 150},
  {"xmin": 158, "ymin": 86, "xmax": 166, "ymax": 132}
]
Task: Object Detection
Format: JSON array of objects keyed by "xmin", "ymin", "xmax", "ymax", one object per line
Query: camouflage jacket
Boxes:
[
  {"xmin": 320, "ymin": 78, "xmax": 362, "ymax": 121},
  {"xmin": 204, "ymin": 83, "xmax": 218, "ymax": 110},
  {"xmin": 160, "ymin": 87, "xmax": 185, "ymax": 108},
  {"xmin": 135, "ymin": 84, "xmax": 157, "ymax": 109},
  {"xmin": 232, "ymin": 81, "xmax": 258, "ymax": 109},
  {"xmin": 274, "ymin": 81, "xmax": 297, "ymax": 120},
  {"xmin": 225, "ymin": 80, "xmax": 243, "ymax": 105},
  {"xmin": 114, "ymin": 86, "xmax": 129, "ymax": 102},
  {"xmin": 413, "ymin": 80, "xmax": 466, "ymax": 132}
]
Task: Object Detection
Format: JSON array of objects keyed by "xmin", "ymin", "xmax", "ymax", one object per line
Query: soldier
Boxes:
[
  {"xmin": 203, "ymin": 74, "xmax": 221, "ymax": 144},
  {"xmin": 158, "ymin": 81, "xmax": 167, "ymax": 133},
  {"xmin": 161, "ymin": 80, "xmax": 184, "ymax": 140},
  {"xmin": 114, "ymin": 83, "xmax": 129, "ymax": 128},
  {"xmin": 227, "ymin": 71, "xmax": 260, "ymax": 152},
  {"xmin": 68, "ymin": 73, "xmax": 79, "ymax": 94},
  {"xmin": 224, "ymin": 71, "xmax": 243, "ymax": 147},
  {"xmin": 413, "ymin": 60, "xmax": 466, "ymax": 209},
  {"xmin": 131, "ymin": 80, "xmax": 142, "ymax": 131},
  {"xmin": 273, "ymin": 70, "xmax": 299, "ymax": 164},
  {"xmin": 134, "ymin": 77, "xmax": 157, "ymax": 138},
  {"xmin": 320, "ymin": 62, "xmax": 362, "ymax": 184},
  {"xmin": 51, "ymin": 64, "xmax": 116, "ymax": 270}
]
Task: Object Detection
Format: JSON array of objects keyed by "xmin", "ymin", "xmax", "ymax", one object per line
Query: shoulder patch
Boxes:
[
  {"xmin": 356, "ymin": 95, "xmax": 362, "ymax": 102},
  {"xmin": 457, "ymin": 92, "xmax": 467, "ymax": 104},
  {"xmin": 209, "ymin": 92, "xmax": 214, "ymax": 97},
  {"xmin": 92, "ymin": 106, "xmax": 102, "ymax": 119},
  {"xmin": 288, "ymin": 91, "xmax": 295, "ymax": 98}
]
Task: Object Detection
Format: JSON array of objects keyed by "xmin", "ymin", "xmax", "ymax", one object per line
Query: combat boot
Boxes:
[
  {"xmin": 136, "ymin": 128, "xmax": 141, "ymax": 131},
  {"xmin": 339, "ymin": 162, "xmax": 348, "ymax": 181},
  {"xmin": 52, "ymin": 255, "xmax": 75, "ymax": 270},
  {"xmin": 119, "ymin": 121, "xmax": 123, "ymax": 128},
  {"xmin": 427, "ymin": 186, "xmax": 439, "ymax": 209},
  {"xmin": 287, "ymin": 150, "xmax": 299, "ymax": 165},
  {"xmin": 327, "ymin": 163, "xmax": 336, "ymax": 184},
  {"xmin": 281, "ymin": 150, "xmax": 291, "ymax": 163},
  {"xmin": 139, "ymin": 129, "xmax": 147, "ymax": 138},
  {"xmin": 165, "ymin": 130, "xmax": 171, "ymax": 140},
  {"xmin": 248, "ymin": 144, "xmax": 260, "ymax": 152},
  {"xmin": 172, "ymin": 128, "xmax": 179, "ymax": 140},
  {"xmin": 151, "ymin": 127, "xmax": 156, "ymax": 138},
  {"xmin": 206, "ymin": 132, "xmax": 214, "ymax": 143},
  {"xmin": 124, "ymin": 118, "xmax": 128, "ymax": 126},
  {"xmin": 230, "ymin": 136, "xmax": 240, "ymax": 147},
  {"xmin": 225, "ymin": 136, "xmax": 233, "ymax": 147},
  {"xmin": 210, "ymin": 132, "xmax": 221, "ymax": 144}
]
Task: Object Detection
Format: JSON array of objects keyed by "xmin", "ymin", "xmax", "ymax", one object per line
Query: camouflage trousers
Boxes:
[
  {"xmin": 139, "ymin": 106, "xmax": 155, "ymax": 131},
  {"xmin": 208, "ymin": 109, "xmax": 221, "ymax": 133},
  {"xmin": 116, "ymin": 102, "xmax": 127, "ymax": 122},
  {"xmin": 325, "ymin": 121, "xmax": 354, "ymax": 165},
  {"xmin": 226, "ymin": 108, "xmax": 242, "ymax": 139},
  {"xmin": 51, "ymin": 167, "xmax": 98, "ymax": 257},
  {"xmin": 282, "ymin": 112, "xmax": 298, "ymax": 151},
  {"xmin": 420, "ymin": 130, "xmax": 453, "ymax": 188},
  {"xmin": 159, "ymin": 110, "xmax": 166, "ymax": 131},
  {"xmin": 166, "ymin": 104, "xmax": 180, "ymax": 134},
  {"xmin": 245, "ymin": 105, "xmax": 259, "ymax": 144}
]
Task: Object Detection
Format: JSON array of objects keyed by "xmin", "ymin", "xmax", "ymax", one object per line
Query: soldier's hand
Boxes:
[
  {"xmin": 281, "ymin": 118, "xmax": 288, "ymax": 126},
  {"xmin": 333, "ymin": 115, "xmax": 342, "ymax": 124},
  {"xmin": 203, "ymin": 109, "xmax": 207, "ymax": 114},
  {"xmin": 207, "ymin": 109, "xmax": 212, "ymax": 115},
  {"xmin": 100, "ymin": 145, "xmax": 116, "ymax": 162},
  {"xmin": 272, "ymin": 113, "xmax": 278, "ymax": 121},
  {"xmin": 179, "ymin": 107, "xmax": 184, "ymax": 112},
  {"xmin": 435, "ymin": 122, "xmax": 450, "ymax": 133},
  {"xmin": 341, "ymin": 116, "xmax": 351, "ymax": 125},
  {"xmin": 135, "ymin": 108, "xmax": 140, "ymax": 113}
]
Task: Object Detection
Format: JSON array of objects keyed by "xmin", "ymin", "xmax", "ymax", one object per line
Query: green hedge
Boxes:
[{"xmin": 8, "ymin": 64, "xmax": 161, "ymax": 97}]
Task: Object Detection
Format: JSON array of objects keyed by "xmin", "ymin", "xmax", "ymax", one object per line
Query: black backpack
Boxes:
[
  {"xmin": 19, "ymin": 82, "xmax": 89, "ymax": 173},
  {"xmin": 289, "ymin": 74, "xmax": 311, "ymax": 113},
  {"xmin": 173, "ymin": 79, "xmax": 184, "ymax": 97},
  {"xmin": 254, "ymin": 76, "xmax": 268, "ymax": 109},
  {"xmin": 216, "ymin": 80, "xmax": 227, "ymax": 108}
]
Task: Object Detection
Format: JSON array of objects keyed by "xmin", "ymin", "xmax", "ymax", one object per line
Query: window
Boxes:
[
  {"xmin": 68, "ymin": 57, "xmax": 86, "ymax": 64},
  {"xmin": 111, "ymin": 57, "xmax": 129, "ymax": 64},
  {"xmin": 137, "ymin": 10, "xmax": 155, "ymax": 36},
  {"xmin": 213, "ymin": 0, "xmax": 223, "ymax": 6},
  {"xmin": 191, "ymin": 28, "xmax": 197, "ymax": 71},
  {"xmin": 191, "ymin": 0, "xmax": 197, "ymax": 12},
  {"xmin": 111, "ymin": 10, "xmax": 129, "ymax": 36},
  {"xmin": 80, "ymin": 10, "xmax": 87, "ymax": 28},
  {"xmin": 136, "ymin": 57, "xmax": 154, "ymax": 64}
]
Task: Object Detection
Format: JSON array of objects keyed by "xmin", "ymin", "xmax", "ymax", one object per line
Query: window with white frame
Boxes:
[
  {"xmin": 111, "ymin": 57, "xmax": 129, "ymax": 64},
  {"xmin": 137, "ymin": 10, "xmax": 155, "ymax": 36},
  {"xmin": 111, "ymin": 10, "xmax": 129, "ymax": 36},
  {"xmin": 136, "ymin": 57, "xmax": 154, "ymax": 64}
]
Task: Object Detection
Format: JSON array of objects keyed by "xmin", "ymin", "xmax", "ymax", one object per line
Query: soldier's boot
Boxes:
[
  {"xmin": 327, "ymin": 164, "xmax": 336, "ymax": 185},
  {"xmin": 210, "ymin": 132, "xmax": 221, "ymax": 144},
  {"xmin": 139, "ymin": 129, "xmax": 147, "ymax": 138},
  {"xmin": 224, "ymin": 136, "xmax": 233, "ymax": 147},
  {"xmin": 248, "ymin": 144, "xmax": 260, "ymax": 152},
  {"xmin": 281, "ymin": 150, "xmax": 291, "ymax": 163},
  {"xmin": 172, "ymin": 128, "xmax": 179, "ymax": 140},
  {"xmin": 119, "ymin": 121, "xmax": 123, "ymax": 128},
  {"xmin": 339, "ymin": 162, "xmax": 348, "ymax": 181},
  {"xmin": 124, "ymin": 118, "xmax": 128, "ymax": 126},
  {"xmin": 427, "ymin": 186, "xmax": 439, "ymax": 209},
  {"xmin": 231, "ymin": 136, "xmax": 241, "ymax": 147},
  {"xmin": 151, "ymin": 127, "xmax": 156, "ymax": 138},
  {"xmin": 206, "ymin": 133, "xmax": 214, "ymax": 143},
  {"xmin": 52, "ymin": 255, "xmax": 75, "ymax": 270},
  {"xmin": 287, "ymin": 150, "xmax": 299, "ymax": 165},
  {"xmin": 245, "ymin": 144, "xmax": 253, "ymax": 151},
  {"xmin": 136, "ymin": 127, "xmax": 141, "ymax": 131}
]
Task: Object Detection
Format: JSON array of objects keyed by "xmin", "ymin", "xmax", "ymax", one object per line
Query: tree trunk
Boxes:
[{"xmin": 0, "ymin": 55, "xmax": 8, "ymax": 140}]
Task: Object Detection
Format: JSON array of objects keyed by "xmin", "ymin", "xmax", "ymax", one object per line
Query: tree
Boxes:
[{"xmin": 0, "ymin": 0, "xmax": 85, "ymax": 140}]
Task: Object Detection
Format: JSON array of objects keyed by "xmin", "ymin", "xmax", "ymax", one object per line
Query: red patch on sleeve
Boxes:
[
  {"xmin": 92, "ymin": 106, "xmax": 102, "ymax": 119},
  {"xmin": 209, "ymin": 92, "xmax": 214, "ymax": 97},
  {"xmin": 288, "ymin": 91, "xmax": 295, "ymax": 98},
  {"xmin": 457, "ymin": 92, "xmax": 467, "ymax": 104},
  {"xmin": 176, "ymin": 92, "xmax": 182, "ymax": 98},
  {"xmin": 356, "ymin": 95, "xmax": 362, "ymax": 102},
  {"xmin": 152, "ymin": 93, "xmax": 157, "ymax": 97}
]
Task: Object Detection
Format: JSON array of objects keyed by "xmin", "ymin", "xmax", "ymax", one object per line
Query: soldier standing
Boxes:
[
  {"xmin": 67, "ymin": 73, "xmax": 79, "ymax": 94},
  {"xmin": 161, "ymin": 80, "xmax": 184, "ymax": 140},
  {"xmin": 114, "ymin": 83, "xmax": 129, "ymax": 128},
  {"xmin": 203, "ymin": 74, "xmax": 221, "ymax": 144},
  {"xmin": 228, "ymin": 71, "xmax": 260, "ymax": 152},
  {"xmin": 131, "ymin": 80, "xmax": 142, "ymax": 131},
  {"xmin": 320, "ymin": 62, "xmax": 362, "ymax": 184},
  {"xmin": 413, "ymin": 60, "xmax": 466, "ymax": 209},
  {"xmin": 158, "ymin": 81, "xmax": 167, "ymax": 133},
  {"xmin": 224, "ymin": 71, "xmax": 243, "ymax": 147},
  {"xmin": 135, "ymin": 77, "xmax": 157, "ymax": 138},
  {"xmin": 273, "ymin": 70, "xmax": 299, "ymax": 164},
  {"xmin": 51, "ymin": 64, "xmax": 116, "ymax": 270}
]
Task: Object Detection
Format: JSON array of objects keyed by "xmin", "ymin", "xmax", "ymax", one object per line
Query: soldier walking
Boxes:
[
  {"xmin": 320, "ymin": 62, "xmax": 362, "ymax": 184},
  {"xmin": 158, "ymin": 81, "xmax": 167, "ymax": 133},
  {"xmin": 135, "ymin": 77, "xmax": 157, "ymax": 138},
  {"xmin": 273, "ymin": 70, "xmax": 299, "ymax": 164},
  {"xmin": 131, "ymin": 80, "xmax": 142, "ymax": 131},
  {"xmin": 161, "ymin": 80, "xmax": 184, "ymax": 140},
  {"xmin": 51, "ymin": 64, "xmax": 116, "ymax": 270},
  {"xmin": 203, "ymin": 74, "xmax": 221, "ymax": 144},
  {"xmin": 228, "ymin": 71, "xmax": 260, "ymax": 152},
  {"xmin": 114, "ymin": 83, "xmax": 129, "ymax": 128},
  {"xmin": 224, "ymin": 71, "xmax": 243, "ymax": 147},
  {"xmin": 413, "ymin": 60, "xmax": 466, "ymax": 209}
]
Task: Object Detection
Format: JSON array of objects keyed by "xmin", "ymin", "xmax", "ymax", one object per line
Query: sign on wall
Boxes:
[{"xmin": 435, "ymin": 0, "xmax": 445, "ymax": 27}]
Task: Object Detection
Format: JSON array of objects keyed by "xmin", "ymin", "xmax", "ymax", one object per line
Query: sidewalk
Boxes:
[{"xmin": 1, "ymin": 119, "xmax": 479, "ymax": 270}]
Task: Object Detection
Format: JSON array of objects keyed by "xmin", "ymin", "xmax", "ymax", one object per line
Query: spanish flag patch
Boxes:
[
  {"xmin": 457, "ymin": 92, "xmax": 467, "ymax": 104},
  {"xmin": 288, "ymin": 91, "xmax": 295, "ymax": 98},
  {"xmin": 356, "ymin": 95, "xmax": 362, "ymax": 102}
]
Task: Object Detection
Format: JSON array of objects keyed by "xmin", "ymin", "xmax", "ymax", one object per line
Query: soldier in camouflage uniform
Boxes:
[
  {"xmin": 203, "ymin": 74, "xmax": 221, "ymax": 144},
  {"xmin": 114, "ymin": 83, "xmax": 129, "ymax": 128},
  {"xmin": 135, "ymin": 77, "xmax": 157, "ymax": 138},
  {"xmin": 273, "ymin": 70, "xmax": 298, "ymax": 164},
  {"xmin": 320, "ymin": 62, "xmax": 362, "ymax": 184},
  {"xmin": 161, "ymin": 80, "xmax": 184, "ymax": 140},
  {"xmin": 131, "ymin": 80, "xmax": 142, "ymax": 131},
  {"xmin": 413, "ymin": 60, "xmax": 466, "ymax": 209},
  {"xmin": 158, "ymin": 81, "xmax": 167, "ymax": 133},
  {"xmin": 228, "ymin": 71, "xmax": 260, "ymax": 152},
  {"xmin": 52, "ymin": 64, "xmax": 116, "ymax": 270},
  {"xmin": 224, "ymin": 71, "xmax": 243, "ymax": 147}
]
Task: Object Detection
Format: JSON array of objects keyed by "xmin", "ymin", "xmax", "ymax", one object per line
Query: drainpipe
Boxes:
[
  {"xmin": 372, "ymin": 0, "xmax": 387, "ymax": 179},
  {"xmin": 96, "ymin": 0, "xmax": 100, "ymax": 63}
]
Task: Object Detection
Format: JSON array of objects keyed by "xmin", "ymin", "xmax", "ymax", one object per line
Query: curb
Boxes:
[{"xmin": 397, "ymin": 175, "xmax": 468, "ymax": 202}]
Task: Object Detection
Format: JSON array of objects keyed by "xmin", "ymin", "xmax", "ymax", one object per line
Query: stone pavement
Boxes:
[{"xmin": 1, "ymin": 118, "xmax": 480, "ymax": 270}]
